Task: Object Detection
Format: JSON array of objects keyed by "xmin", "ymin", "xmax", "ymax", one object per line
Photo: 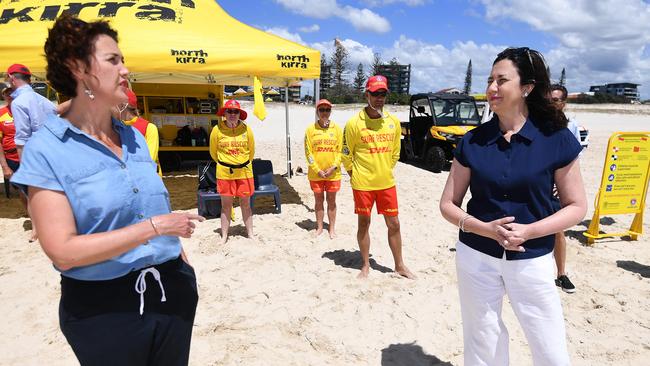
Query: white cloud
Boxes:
[
  {"xmin": 311, "ymin": 38, "xmax": 376, "ymax": 77},
  {"xmin": 265, "ymin": 27, "xmax": 306, "ymax": 45},
  {"xmin": 301, "ymin": 0, "xmax": 650, "ymax": 98},
  {"xmin": 310, "ymin": 35, "xmax": 503, "ymax": 94},
  {"xmin": 479, "ymin": 0, "xmax": 650, "ymax": 97},
  {"xmin": 274, "ymin": 0, "xmax": 391, "ymax": 33},
  {"xmin": 361, "ymin": 0, "xmax": 427, "ymax": 6},
  {"xmin": 298, "ymin": 24, "xmax": 320, "ymax": 33},
  {"xmin": 383, "ymin": 36, "xmax": 505, "ymax": 94}
]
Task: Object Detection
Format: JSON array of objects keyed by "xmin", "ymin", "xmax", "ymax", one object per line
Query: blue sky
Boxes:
[{"xmin": 218, "ymin": 0, "xmax": 650, "ymax": 99}]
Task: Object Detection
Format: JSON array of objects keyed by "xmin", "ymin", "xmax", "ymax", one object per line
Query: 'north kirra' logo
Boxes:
[
  {"xmin": 277, "ymin": 54, "xmax": 309, "ymax": 69},
  {"xmin": 172, "ymin": 49, "xmax": 208, "ymax": 64},
  {"xmin": 0, "ymin": 0, "xmax": 195, "ymax": 24}
]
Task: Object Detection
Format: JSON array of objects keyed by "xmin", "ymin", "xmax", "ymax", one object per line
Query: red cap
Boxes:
[
  {"xmin": 366, "ymin": 75, "xmax": 388, "ymax": 92},
  {"xmin": 217, "ymin": 99, "xmax": 247, "ymax": 120},
  {"xmin": 126, "ymin": 88, "xmax": 138, "ymax": 108},
  {"xmin": 7, "ymin": 64, "xmax": 31, "ymax": 76},
  {"xmin": 316, "ymin": 99, "xmax": 332, "ymax": 109}
]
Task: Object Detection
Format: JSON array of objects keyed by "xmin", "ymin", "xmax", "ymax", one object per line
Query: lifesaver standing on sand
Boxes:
[
  {"xmin": 209, "ymin": 99, "xmax": 256, "ymax": 244},
  {"xmin": 341, "ymin": 75, "xmax": 415, "ymax": 280},
  {"xmin": 304, "ymin": 98, "xmax": 342, "ymax": 239}
]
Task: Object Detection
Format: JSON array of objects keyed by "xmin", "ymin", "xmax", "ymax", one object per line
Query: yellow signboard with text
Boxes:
[{"xmin": 584, "ymin": 132, "xmax": 650, "ymax": 244}]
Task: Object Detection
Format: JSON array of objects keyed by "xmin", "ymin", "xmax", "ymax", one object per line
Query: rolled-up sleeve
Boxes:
[{"xmin": 11, "ymin": 102, "xmax": 32, "ymax": 146}]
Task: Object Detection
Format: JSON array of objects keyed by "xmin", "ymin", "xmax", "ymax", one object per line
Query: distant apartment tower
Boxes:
[
  {"xmin": 280, "ymin": 85, "xmax": 301, "ymax": 103},
  {"xmin": 589, "ymin": 83, "xmax": 640, "ymax": 101},
  {"xmin": 377, "ymin": 63, "xmax": 411, "ymax": 94},
  {"xmin": 319, "ymin": 63, "xmax": 333, "ymax": 95}
]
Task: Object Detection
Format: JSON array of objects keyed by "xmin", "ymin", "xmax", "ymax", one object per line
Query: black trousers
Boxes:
[{"xmin": 59, "ymin": 257, "xmax": 199, "ymax": 366}]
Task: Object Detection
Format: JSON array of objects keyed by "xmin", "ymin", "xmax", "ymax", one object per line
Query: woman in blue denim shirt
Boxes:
[
  {"xmin": 439, "ymin": 48, "xmax": 587, "ymax": 365},
  {"xmin": 11, "ymin": 15, "xmax": 204, "ymax": 365}
]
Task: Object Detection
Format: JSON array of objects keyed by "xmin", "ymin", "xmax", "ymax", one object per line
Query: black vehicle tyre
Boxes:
[
  {"xmin": 399, "ymin": 141, "xmax": 408, "ymax": 162},
  {"xmin": 424, "ymin": 145, "xmax": 446, "ymax": 173}
]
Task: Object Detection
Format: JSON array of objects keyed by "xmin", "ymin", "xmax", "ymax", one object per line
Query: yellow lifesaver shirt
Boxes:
[
  {"xmin": 209, "ymin": 120, "xmax": 255, "ymax": 180},
  {"xmin": 304, "ymin": 121, "xmax": 342, "ymax": 181},
  {"xmin": 342, "ymin": 109, "xmax": 401, "ymax": 191}
]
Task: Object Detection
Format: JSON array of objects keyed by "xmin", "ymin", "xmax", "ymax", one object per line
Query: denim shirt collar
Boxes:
[{"xmin": 45, "ymin": 115, "xmax": 127, "ymax": 141}]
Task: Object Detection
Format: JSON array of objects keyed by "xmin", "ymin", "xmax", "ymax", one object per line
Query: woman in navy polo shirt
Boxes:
[
  {"xmin": 440, "ymin": 47, "xmax": 587, "ymax": 365},
  {"xmin": 11, "ymin": 15, "xmax": 204, "ymax": 365}
]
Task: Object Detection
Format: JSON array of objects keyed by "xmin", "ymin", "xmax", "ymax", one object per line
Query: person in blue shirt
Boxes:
[
  {"xmin": 5, "ymin": 63, "xmax": 58, "ymax": 157},
  {"xmin": 5, "ymin": 63, "xmax": 58, "ymax": 241},
  {"xmin": 11, "ymin": 14, "xmax": 204, "ymax": 366},
  {"xmin": 440, "ymin": 47, "xmax": 587, "ymax": 366}
]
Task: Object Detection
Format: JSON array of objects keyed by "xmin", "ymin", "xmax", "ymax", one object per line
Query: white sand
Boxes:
[{"xmin": 1, "ymin": 102, "xmax": 650, "ymax": 365}]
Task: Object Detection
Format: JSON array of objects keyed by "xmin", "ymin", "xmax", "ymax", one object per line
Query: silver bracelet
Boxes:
[
  {"xmin": 149, "ymin": 217, "xmax": 161, "ymax": 236},
  {"xmin": 459, "ymin": 214, "xmax": 473, "ymax": 233}
]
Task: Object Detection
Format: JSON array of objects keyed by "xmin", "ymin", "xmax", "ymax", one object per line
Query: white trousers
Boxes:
[{"xmin": 455, "ymin": 241, "xmax": 570, "ymax": 366}]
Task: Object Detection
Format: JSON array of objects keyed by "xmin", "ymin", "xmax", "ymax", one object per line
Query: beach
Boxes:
[{"xmin": 1, "ymin": 102, "xmax": 649, "ymax": 365}]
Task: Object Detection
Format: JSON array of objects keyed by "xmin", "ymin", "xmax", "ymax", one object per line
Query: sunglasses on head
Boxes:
[
  {"xmin": 225, "ymin": 109, "xmax": 240, "ymax": 114},
  {"xmin": 498, "ymin": 47, "xmax": 541, "ymax": 84},
  {"xmin": 368, "ymin": 91, "xmax": 387, "ymax": 97},
  {"xmin": 318, "ymin": 108, "xmax": 331, "ymax": 112}
]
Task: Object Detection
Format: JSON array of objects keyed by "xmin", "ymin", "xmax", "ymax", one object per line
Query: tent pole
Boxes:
[
  {"xmin": 285, "ymin": 83, "xmax": 292, "ymax": 178},
  {"xmin": 314, "ymin": 79, "xmax": 320, "ymax": 119}
]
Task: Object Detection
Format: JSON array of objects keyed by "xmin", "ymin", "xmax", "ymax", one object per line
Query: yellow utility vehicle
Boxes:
[{"xmin": 400, "ymin": 93, "xmax": 481, "ymax": 172}]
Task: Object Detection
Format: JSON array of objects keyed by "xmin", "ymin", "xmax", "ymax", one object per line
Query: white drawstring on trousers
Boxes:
[{"xmin": 135, "ymin": 267, "xmax": 167, "ymax": 315}]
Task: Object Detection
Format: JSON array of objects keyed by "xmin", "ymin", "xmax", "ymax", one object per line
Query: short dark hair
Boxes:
[
  {"xmin": 550, "ymin": 84, "xmax": 568, "ymax": 101},
  {"xmin": 44, "ymin": 14, "xmax": 118, "ymax": 97},
  {"xmin": 9, "ymin": 73, "xmax": 31, "ymax": 82},
  {"xmin": 0, "ymin": 85, "xmax": 11, "ymax": 96},
  {"xmin": 493, "ymin": 47, "xmax": 567, "ymax": 132}
]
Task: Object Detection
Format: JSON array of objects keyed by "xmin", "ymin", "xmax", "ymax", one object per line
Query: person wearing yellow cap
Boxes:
[
  {"xmin": 304, "ymin": 99, "xmax": 342, "ymax": 239},
  {"xmin": 120, "ymin": 88, "xmax": 162, "ymax": 176},
  {"xmin": 341, "ymin": 75, "xmax": 415, "ymax": 279},
  {"xmin": 209, "ymin": 99, "xmax": 255, "ymax": 244}
]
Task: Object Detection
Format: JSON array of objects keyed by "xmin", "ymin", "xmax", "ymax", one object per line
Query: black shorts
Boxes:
[
  {"xmin": 59, "ymin": 256, "xmax": 199, "ymax": 366},
  {"xmin": 5, "ymin": 159, "xmax": 26, "ymax": 195}
]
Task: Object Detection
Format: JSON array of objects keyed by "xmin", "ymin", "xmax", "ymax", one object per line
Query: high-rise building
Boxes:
[
  {"xmin": 377, "ymin": 63, "xmax": 411, "ymax": 94},
  {"xmin": 589, "ymin": 83, "xmax": 640, "ymax": 101},
  {"xmin": 319, "ymin": 63, "xmax": 332, "ymax": 95}
]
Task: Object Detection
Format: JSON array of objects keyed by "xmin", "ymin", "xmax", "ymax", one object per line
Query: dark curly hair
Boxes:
[
  {"xmin": 44, "ymin": 14, "xmax": 118, "ymax": 98},
  {"xmin": 493, "ymin": 47, "xmax": 567, "ymax": 132}
]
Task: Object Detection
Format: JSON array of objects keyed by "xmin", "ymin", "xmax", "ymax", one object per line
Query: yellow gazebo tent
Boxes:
[{"xmin": 0, "ymin": 0, "xmax": 320, "ymax": 175}]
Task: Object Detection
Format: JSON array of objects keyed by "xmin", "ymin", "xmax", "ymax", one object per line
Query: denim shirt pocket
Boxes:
[
  {"xmin": 129, "ymin": 155, "xmax": 172, "ymax": 215},
  {"xmin": 63, "ymin": 162, "xmax": 128, "ymax": 221}
]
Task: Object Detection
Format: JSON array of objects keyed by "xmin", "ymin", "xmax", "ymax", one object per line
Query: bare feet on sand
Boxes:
[
  {"xmin": 395, "ymin": 265, "xmax": 416, "ymax": 279},
  {"xmin": 328, "ymin": 230, "xmax": 337, "ymax": 239},
  {"xmin": 312, "ymin": 228, "xmax": 323, "ymax": 238},
  {"xmin": 357, "ymin": 266, "xmax": 370, "ymax": 279},
  {"xmin": 219, "ymin": 236, "xmax": 228, "ymax": 245},
  {"xmin": 28, "ymin": 231, "xmax": 38, "ymax": 243}
]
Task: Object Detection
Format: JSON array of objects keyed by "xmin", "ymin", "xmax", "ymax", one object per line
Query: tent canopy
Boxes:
[{"xmin": 0, "ymin": 0, "xmax": 320, "ymax": 87}]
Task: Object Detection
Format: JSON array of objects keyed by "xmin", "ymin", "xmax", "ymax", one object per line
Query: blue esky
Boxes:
[{"xmin": 218, "ymin": 0, "xmax": 650, "ymax": 99}]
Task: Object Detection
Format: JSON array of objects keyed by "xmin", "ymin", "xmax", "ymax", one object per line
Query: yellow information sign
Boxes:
[{"xmin": 584, "ymin": 132, "xmax": 650, "ymax": 244}]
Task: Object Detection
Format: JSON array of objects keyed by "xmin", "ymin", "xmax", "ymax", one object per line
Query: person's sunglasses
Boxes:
[
  {"xmin": 225, "ymin": 109, "xmax": 240, "ymax": 114},
  {"xmin": 369, "ymin": 91, "xmax": 387, "ymax": 97},
  {"xmin": 498, "ymin": 47, "xmax": 540, "ymax": 84},
  {"xmin": 551, "ymin": 97, "xmax": 564, "ymax": 102},
  {"xmin": 318, "ymin": 108, "xmax": 331, "ymax": 112}
]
